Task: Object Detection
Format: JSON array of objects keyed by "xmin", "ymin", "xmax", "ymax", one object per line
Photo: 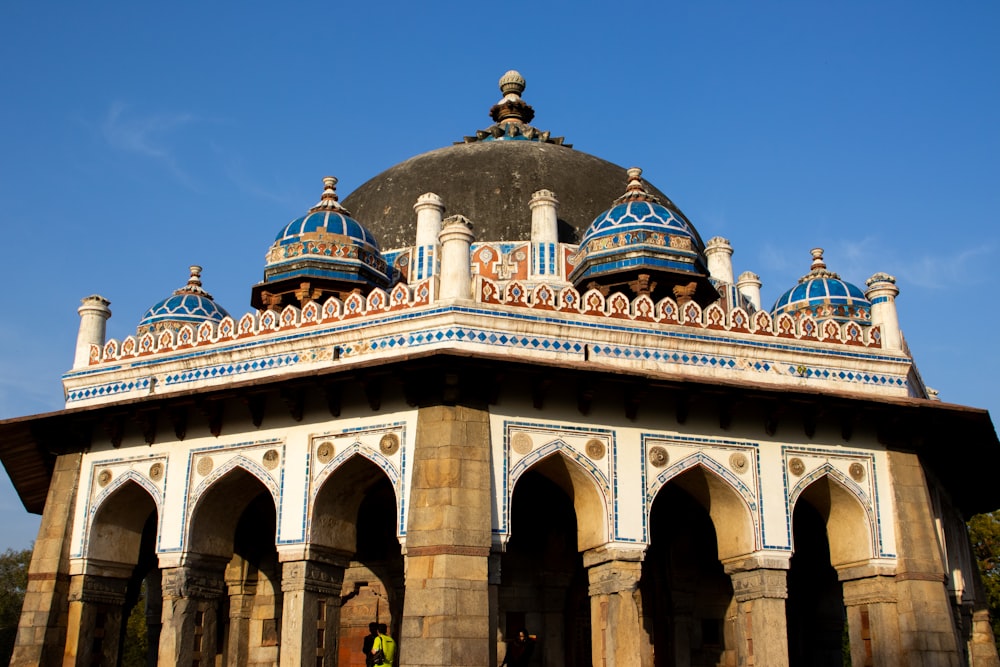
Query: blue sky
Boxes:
[{"xmin": 1, "ymin": 1, "xmax": 997, "ymax": 550}]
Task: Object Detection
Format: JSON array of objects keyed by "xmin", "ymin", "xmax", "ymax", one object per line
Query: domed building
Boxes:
[{"xmin": 2, "ymin": 71, "xmax": 998, "ymax": 667}]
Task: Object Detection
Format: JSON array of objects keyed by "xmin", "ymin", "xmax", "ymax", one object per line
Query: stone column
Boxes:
[
  {"xmin": 63, "ymin": 570, "xmax": 130, "ymax": 667},
  {"xmin": 838, "ymin": 564, "xmax": 901, "ymax": 667},
  {"xmin": 724, "ymin": 556, "xmax": 789, "ymax": 667},
  {"xmin": 73, "ymin": 295, "xmax": 111, "ymax": 369},
  {"xmin": 438, "ymin": 215, "xmax": 475, "ymax": 300},
  {"xmin": 401, "ymin": 404, "xmax": 493, "ymax": 666},
  {"xmin": 584, "ymin": 546, "xmax": 646, "ymax": 667},
  {"xmin": 157, "ymin": 556, "xmax": 227, "ymax": 666},
  {"xmin": 224, "ymin": 560, "xmax": 257, "ymax": 667},
  {"xmin": 413, "ymin": 193, "xmax": 445, "ymax": 282},
  {"xmin": 865, "ymin": 273, "xmax": 902, "ymax": 352},
  {"xmin": 529, "ymin": 189, "xmax": 559, "ymax": 280},
  {"xmin": 705, "ymin": 237, "xmax": 734, "ymax": 284},
  {"xmin": 735, "ymin": 271, "xmax": 762, "ymax": 311},
  {"xmin": 11, "ymin": 452, "xmax": 83, "ymax": 667},
  {"xmin": 279, "ymin": 550, "xmax": 348, "ymax": 667}
]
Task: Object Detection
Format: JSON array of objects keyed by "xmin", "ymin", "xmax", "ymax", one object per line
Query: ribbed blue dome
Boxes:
[
  {"xmin": 138, "ymin": 266, "xmax": 230, "ymax": 335},
  {"xmin": 569, "ymin": 168, "xmax": 709, "ymax": 293},
  {"xmin": 262, "ymin": 177, "xmax": 388, "ymax": 287},
  {"xmin": 772, "ymin": 249, "xmax": 871, "ymax": 324}
]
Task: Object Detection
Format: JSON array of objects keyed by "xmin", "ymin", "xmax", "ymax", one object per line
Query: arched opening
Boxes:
[
  {"xmin": 499, "ymin": 453, "xmax": 607, "ymax": 666},
  {"xmin": 642, "ymin": 467, "xmax": 744, "ymax": 667},
  {"xmin": 87, "ymin": 479, "xmax": 160, "ymax": 667},
  {"xmin": 187, "ymin": 467, "xmax": 279, "ymax": 666},
  {"xmin": 787, "ymin": 474, "xmax": 872, "ymax": 666},
  {"xmin": 311, "ymin": 455, "xmax": 403, "ymax": 667}
]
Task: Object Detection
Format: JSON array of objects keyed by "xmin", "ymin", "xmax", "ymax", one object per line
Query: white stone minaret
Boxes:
[
  {"xmin": 73, "ymin": 295, "xmax": 111, "ymax": 369},
  {"xmin": 705, "ymin": 237, "xmax": 734, "ymax": 284},
  {"xmin": 438, "ymin": 215, "xmax": 475, "ymax": 300},
  {"xmin": 414, "ymin": 193, "xmax": 445, "ymax": 281},
  {"xmin": 529, "ymin": 189, "xmax": 559, "ymax": 278},
  {"xmin": 866, "ymin": 272, "xmax": 902, "ymax": 352},
  {"xmin": 736, "ymin": 271, "xmax": 762, "ymax": 311}
]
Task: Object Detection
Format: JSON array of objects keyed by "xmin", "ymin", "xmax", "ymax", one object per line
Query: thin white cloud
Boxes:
[{"xmin": 101, "ymin": 102, "xmax": 199, "ymax": 188}]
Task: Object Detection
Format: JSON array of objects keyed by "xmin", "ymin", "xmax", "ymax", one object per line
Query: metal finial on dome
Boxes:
[
  {"xmin": 174, "ymin": 265, "xmax": 214, "ymax": 299},
  {"xmin": 310, "ymin": 176, "xmax": 351, "ymax": 214},
  {"xmin": 614, "ymin": 167, "xmax": 662, "ymax": 205},
  {"xmin": 810, "ymin": 248, "xmax": 827, "ymax": 272},
  {"xmin": 499, "ymin": 70, "xmax": 526, "ymax": 97}
]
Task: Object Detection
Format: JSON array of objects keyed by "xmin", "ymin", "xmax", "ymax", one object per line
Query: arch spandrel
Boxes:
[
  {"xmin": 185, "ymin": 464, "xmax": 277, "ymax": 558},
  {"xmin": 86, "ymin": 476, "xmax": 159, "ymax": 565},
  {"xmin": 789, "ymin": 464, "xmax": 876, "ymax": 567},
  {"xmin": 647, "ymin": 456, "xmax": 758, "ymax": 560},
  {"xmin": 310, "ymin": 452, "xmax": 400, "ymax": 554},
  {"xmin": 509, "ymin": 449, "xmax": 610, "ymax": 552}
]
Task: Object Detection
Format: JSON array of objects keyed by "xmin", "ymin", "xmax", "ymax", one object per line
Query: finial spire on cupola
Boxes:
[
  {"xmin": 462, "ymin": 70, "xmax": 569, "ymax": 146},
  {"xmin": 613, "ymin": 167, "xmax": 663, "ymax": 205},
  {"xmin": 176, "ymin": 265, "xmax": 213, "ymax": 298},
  {"xmin": 810, "ymin": 247, "xmax": 827, "ymax": 272},
  {"xmin": 309, "ymin": 176, "xmax": 351, "ymax": 215}
]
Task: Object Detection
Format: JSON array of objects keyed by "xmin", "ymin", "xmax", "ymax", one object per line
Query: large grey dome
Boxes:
[
  {"xmin": 342, "ymin": 71, "xmax": 695, "ymax": 250},
  {"xmin": 342, "ymin": 140, "xmax": 686, "ymax": 249}
]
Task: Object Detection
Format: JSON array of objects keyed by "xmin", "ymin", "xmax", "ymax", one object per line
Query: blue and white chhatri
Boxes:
[{"xmin": 136, "ymin": 265, "xmax": 230, "ymax": 336}]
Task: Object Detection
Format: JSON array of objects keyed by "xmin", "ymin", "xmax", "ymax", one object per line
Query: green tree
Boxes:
[
  {"xmin": 0, "ymin": 547, "xmax": 31, "ymax": 665},
  {"xmin": 968, "ymin": 510, "xmax": 1000, "ymax": 653}
]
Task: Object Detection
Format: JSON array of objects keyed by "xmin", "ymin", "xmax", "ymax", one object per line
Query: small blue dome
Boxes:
[
  {"xmin": 772, "ymin": 249, "xmax": 871, "ymax": 324},
  {"xmin": 569, "ymin": 168, "xmax": 709, "ymax": 294},
  {"xmin": 262, "ymin": 177, "xmax": 388, "ymax": 287},
  {"xmin": 138, "ymin": 266, "xmax": 230, "ymax": 335}
]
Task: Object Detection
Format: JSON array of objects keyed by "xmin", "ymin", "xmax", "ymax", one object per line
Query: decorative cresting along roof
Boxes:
[
  {"xmin": 569, "ymin": 168, "xmax": 714, "ymax": 304},
  {"xmin": 254, "ymin": 177, "xmax": 389, "ymax": 308},
  {"xmin": 137, "ymin": 265, "xmax": 230, "ymax": 335},
  {"xmin": 460, "ymin": 70, "xmax": 570, "ymax": 146},
  {"xmin": 772, "ymin": 248, "xmax": 871, "ymax": 324}
]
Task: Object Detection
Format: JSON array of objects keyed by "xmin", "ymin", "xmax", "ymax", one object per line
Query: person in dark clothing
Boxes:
[
  {"xmin": 362, "ymin": 622, "xmax": 379, "ymax": 667},
  {"xmin": 501, "ymin": 628, "xmax": 535, "ymax": 667}
]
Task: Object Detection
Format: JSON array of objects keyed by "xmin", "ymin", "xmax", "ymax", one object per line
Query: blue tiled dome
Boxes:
[
  {"xmin": 569, "ymin": 168, "xmax": 711, "ymax": 301},
  {"xmin": 772, "ymin": 249, "xmax": 871, "ymax": 324},
  {"xmin": 262, "ymin": 177, "xmax": 387, "ymax": 287},
  {"xmin": 138, "ymin": 266, "xmax": 230, "ymax": 335}
]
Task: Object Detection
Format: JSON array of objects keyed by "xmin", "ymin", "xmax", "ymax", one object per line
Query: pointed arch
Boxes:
[
  {"xmin": 510, "ymin": 447, "xmax": 610, "ymax": 551},
  {"xmin": 86, "ymin": 476, "xmax": 159, "ymax": 565},
  {"xmin": 647, "ymin": 453, "xmax": 758, "ymax": 559},
  {"xmin": 186, "ymin": 463, "xmax": 278, "ymax": 557},
  {"xmin": 789, "ymin": 464, "xmax": 875, "ymax": 567},
  {"xmin": 310, "ymin": 449, "xmax": 400, "ymax": 554}
]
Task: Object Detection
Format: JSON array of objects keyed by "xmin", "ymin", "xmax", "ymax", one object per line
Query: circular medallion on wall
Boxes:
[
  {"xmin": 729, "ymin": 452, "xmax": 749, "ymax": 474},
  {"xmin": 196, "ymin": 456, "xmax": 214, "ymax": 477},
  {"xmin": 149, "ymin": 462, "xmax": 164, "ymax": 481},
  {"xmin": 511, "ymin": 432, "xmax": 533, "ymax": 455},
  {"xmin": 263, "ymin": 449, "xmax": 280, "ymax": 470},
  {"xmin": 379, "ymin": 433, "xmax": 400, "ymax": 456},
  {"xmin": 316, "ymin": 441, "xmax": 335, "ymax": 464},
  {"xmin": 849, "ymin": 462, "xmax": 865, "ymax": 482},
  {"xmin": 585, "ymin": 438, "xmax": 606, "ymax": 460},
  {"xmin": 648, "ymin": 446, "xmax": 669, "ymax": 468},
  {"xmin": 788, "ymin": 457, "xmax": 805, "ymax": 476},
  {"xmin": 97, "ymin": 469, "xmax": 112, "ymax": 487}
]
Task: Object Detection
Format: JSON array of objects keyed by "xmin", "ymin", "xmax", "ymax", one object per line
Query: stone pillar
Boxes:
[
  {"xmin": 279, "ymin": 551, "xmax": 348, "ymax": 667},
  {"xmin": 887, "ymin": 450, "xmax": 964, "ymax": 664},
  {"xmin": 224, "ymin": 561, "xmax": 257, "ymax": 667},
  {"xmin": 63, "ymin": 570, "xmax": 130, "ymax": 667},
  {"xmin": 541, "ymin": 572, "xmax": 571, "ymax": 666},
  {"xmin": 838, "ymin": 563, "xmax": 901, "ymax": 667},
  {"xmin": 157, "ymin": 557, "xmax": 227, "ymax": 667},
  {"xmin": 705, "ymin": 237, "xmax": 735, "ymax": 284},
  {"xmin": 73, "ymin": 295, "xmax": 111, "ymax": 369},
  {"xmin": 11, "ymin": 452, "xmax": 83, "ymax": 667},
  {"xmin": 584, "ymin": 546, "xmax": 646, "ymax": 667},
  {"xmin": 865, "ymin": 273, "xmax": 902, "ymax": 352},
  {"xmin": 529, "ymin": 189, "xmax": 559, "ymax": 280},
  {"xmin": 724, "ymin": 556, "xmax": 789, "ymax": 667},
  {"xmin": 735, "ymin": 271, "xmax": 762, "ymax": 311},
  {"xmin": 438, "ymin": 215, "xmax": 475, "ymax": 300},
  {"xmin": 401, "ymin": 404, "xmax": 493, "ymax": 666},
  {"xmin": 413, "ymin": 193, "xmax": 445, "ymax": 282}
]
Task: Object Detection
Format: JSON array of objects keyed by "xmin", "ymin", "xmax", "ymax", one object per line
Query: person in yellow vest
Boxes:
[{"xmin": 370, "ymin": 623, "xmax": 396, "ymax": 666}]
